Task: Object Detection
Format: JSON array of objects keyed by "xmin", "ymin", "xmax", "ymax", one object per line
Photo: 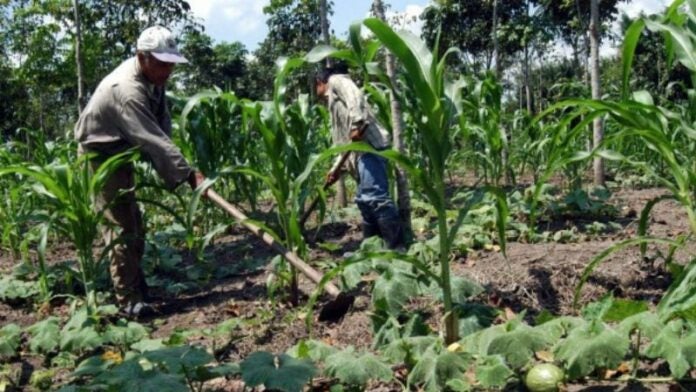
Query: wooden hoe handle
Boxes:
[{"xmin": 207, "ymin": 189, "xmax": 341, "ymax": 298}]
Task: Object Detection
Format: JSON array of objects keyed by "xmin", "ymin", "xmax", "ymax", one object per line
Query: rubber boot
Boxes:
[
  {"xmin": 377, "ymin": 217, "xmax": 405, "ymax": 250},
  {"xmin": 362, "ymin": 222, "xmax": 381, "ymax": 240}
]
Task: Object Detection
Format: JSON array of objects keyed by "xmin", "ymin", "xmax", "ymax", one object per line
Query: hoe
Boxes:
[{"xmin": 207, "ymin": 189, "xmax": 354, "ymax": 321}]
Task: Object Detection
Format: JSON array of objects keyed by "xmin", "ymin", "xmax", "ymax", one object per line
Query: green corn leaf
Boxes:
[
  {"xmin": 324, "ymin": 347, "xmax": 393, "ymax": 386},
  {"xmin": 27, "ymin": 317, "xmax": 60, "ymax": 354},
  {"xmin": 645, "ymin": 320, "xmax": 696, "ymax": 378},
  {"xmin": 574, "ymin": 237, "xmax": 680, "ymax": 308},
  {"xmin": 240, "ymin": 351, "xmax": 316, "ymax": 392},
  {"xmin": 638, "ymin": 195, "xmax": 675, "ymax": 257},
  {"xmin": 554, "ymin": 322, "xmax": 630, "ymax": 380},
  {"xmin": 658, "ymin": 260, "xmax": 696, "ymax": 321},
  {"xmin": 475, "ymin": 355, "xmax": 514, "ymax": 389},
  {"xmin": 0, "ymin": 323, "xmax": 21, "ymax": 358},
  {"xmin": 622, "ymin": 18, "xmax": 646, "ymax": 100}
]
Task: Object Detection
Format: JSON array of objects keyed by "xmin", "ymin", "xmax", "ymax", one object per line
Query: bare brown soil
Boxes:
[{"xmin": 0, "ymin": 187, "xmax": 694, "ymax": 391}]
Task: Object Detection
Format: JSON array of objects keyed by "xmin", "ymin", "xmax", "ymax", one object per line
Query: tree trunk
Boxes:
[
  {"xmin": 319, "ymin": 0, "xmax": 332, "ymax": 67},
  {"xmin": 318, "ymin": 0, "xmax": 345, "ymax": 205},
  {"xmin": 590, "ymin": 0, "xmax": 604, "ymax": 186},
  {"xmin": 373, "ymin": 0, "xmax": 412, "ymax": 239},
  {"xmin": 73, "ymin": 0, "xmax": 85, "ymax": 114},
  {"xmin": 524, "ymin": 43, "xmax": 532, "ymax": 114}
]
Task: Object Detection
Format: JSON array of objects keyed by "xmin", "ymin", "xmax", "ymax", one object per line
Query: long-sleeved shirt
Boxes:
[
  {"xmin": 327, "ymin": 74, "xmax": 391, "ymax": 178},
  {"xmin": 75, "ymin": 57, "xmax": 191, "ymax": 189}
]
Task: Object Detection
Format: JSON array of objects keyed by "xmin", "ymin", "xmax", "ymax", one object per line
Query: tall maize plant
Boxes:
[
  {"xmin": 0, "ymin": 152, "xmax": 135, "ymax": 314},
  {"xmin": 557, "ymin": 0, "xmax": 696, "ymax": 317},
  {"xmin": 241, "ymin": 57, "xmax": 329, "ymax": 302},
  {"xmin": 177, "ymin": 90, "xmax": 265, "ymax": 211},
  {"xmin": 357, "ymin": 19, "xmax": 508, "ymax": 343}
]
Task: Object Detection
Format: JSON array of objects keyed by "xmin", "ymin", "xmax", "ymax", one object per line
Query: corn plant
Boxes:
[
  {"xmin": 555, "ymin": 0, "xmax": 696, "ymax": 310},
  {"xmin": 306, "ymin": 20, "xmax": 508, "ymax": 343},
  {"xmin": 456, "ymin": 73, "xmax": 510, "ymax": 186},
  {"xmin": 138, "ymin": 178, "xmax": 223, "ymax": 266},
  {"xmin": 176, "ymin": 90, "xmax": 265, "ymax": 211},
  {"xmin": 239, "ymin": 57, "xmax": 328, "ymax": 303},
  {"xmin": 0, "ymin": 151, "xmax": 136, "ymax": 314}
]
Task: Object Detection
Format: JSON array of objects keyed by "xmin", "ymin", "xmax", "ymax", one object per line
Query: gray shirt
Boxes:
[
  {"xmin": 75, "ymin": 57, "xmax": 191, "ymax": 189},
  {"xmin": 327, "ymin": 74, "xmax": 391, "ymax": 177}
]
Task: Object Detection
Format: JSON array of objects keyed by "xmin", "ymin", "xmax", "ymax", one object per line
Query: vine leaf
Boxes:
[
  {"xmin": 486, "ymin": 323, "xmax": 551, "ymax": 369},
  {"xmin": 240, "ymin": 351, "xmax": 316, "ymax": 392},
  {"xmin": 475, "ymin": 354, "xmax": 514, "ymax": 389},
  {"xmin": 27, "ymin": 317, "xmax": 60, "ymax": 354},
  {"xmin": 408, "ymin": 346, "xmax": 472, "ymax": 392},
  {"xmin": 617, "ymin": 311, "xmax": 662, "ymax": 340},
  {"xmin": 0, "ymin": 323, "xmax": 21, "ymax": 358},
  {"xmin": 324, "ymin": 346, "xmax": 393, "ymax": 386},
  {"xmin": 645, "ymin": 320, "xmax": 696, "ymax": 378},
  {"xmin": 554, "ymin": 321, "xmax": 630, "ymax": 380}
]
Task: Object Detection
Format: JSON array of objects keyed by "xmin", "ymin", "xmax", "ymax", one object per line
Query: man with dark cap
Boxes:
[{"xmin": 75, "ymin": 26, "xmax": 206, "ymax": 317}]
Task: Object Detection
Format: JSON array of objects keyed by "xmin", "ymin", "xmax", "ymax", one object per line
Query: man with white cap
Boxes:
[{"xmin": 75, "ymin": 26, "xmax": 206, "ymax": 318}]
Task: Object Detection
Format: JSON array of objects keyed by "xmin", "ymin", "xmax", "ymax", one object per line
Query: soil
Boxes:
[{"xmin": 0, "ymin": 186, "xmax": 694, "ymax": 391}]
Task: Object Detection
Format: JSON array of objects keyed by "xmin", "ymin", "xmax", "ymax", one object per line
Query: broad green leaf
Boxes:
[
  {"xmin": 73, "ymin": 356, "xmax": 110, "ymax": 378},
  {"xmin": 287, "ymin": 339, "xmax": 338, "ymax": 362},
  {"xmin": 103, "ymin": 321, "xmax": 149, "ymax": 347},
  {"xmin": 486, "ymin": 324, "xmax": 551, "ymax": 369},
  {"xmin": 240, "ymin": 351, "xmax": 316, "ymax": 392},
  {"xmin": 93, "ymin": 358, "xmax": 188, "ymax": 392},
  {"xmin": 324, "ymin": 347, "xmax": 393, "ymax": 386},
  {"xmin": 27, "ymin": 317, "xmax": 60, "ymax": 354},
  {"xmin": 408, "ymin": 346, "xmax": 472, "ymax": 392},
  {"xmin": 617, "ymin": 311, "xmax": 663, "ymax": 340},
  {"xmin": 0, "ymin": 324, "xmax": 21, "ymax": 358},
  {"xmin": 554, "ymin": 322, "xmax": 630, "ymax": 380},
  {"xmin": 131, "ymin": 338, "xmax": 166, "ymax": 353},
  {"xmin": 645, "ymin": 320, "xmax": 696, "ymax": 378},
  {"xmin": 475, "ymin": 355, "xmax": 514, "ymax": 389},
  {"xmin": 659, "ymin": 260, "xmax": 696, "ymax": 321},
  {"xmin": 0, "ymin": 276, "xmax": 39, "ymax": 300},
  {"xmin": 142, "ymin": 345, "xmax": 213, "ymax": 374},
  {"xmin": 382, "ymin": 336, "xmax": 439, "ymax": 364},
  {"xmin": 610, "ymin": 303, "xmax": 653, "ymax": 333},
  {"xmin": 372, "ymin": 267, "xmax": 421, "ymax": 315}
]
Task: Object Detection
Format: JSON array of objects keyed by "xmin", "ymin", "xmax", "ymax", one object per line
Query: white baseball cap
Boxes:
[{"xmin": 136, "ymin": 26, "xmax": 188, "ymax": 64}]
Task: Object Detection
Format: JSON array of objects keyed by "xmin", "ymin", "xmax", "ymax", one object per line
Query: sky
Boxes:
[{"xmin": 188, "ymin": 0, "xmax": 672, "ymax": 54}]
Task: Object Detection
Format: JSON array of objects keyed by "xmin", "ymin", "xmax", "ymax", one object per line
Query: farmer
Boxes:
[
  {"xmin": 315, "ymin": 68, "xmax": 405, "ymax": 250},
  {"xmin": 75, "ymin": 26, "xmax": 206, "ymax": 317}
]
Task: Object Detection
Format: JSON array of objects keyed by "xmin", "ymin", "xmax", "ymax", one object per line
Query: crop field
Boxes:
[{"xmin": 2, "ymin": 0, "xmax": 696, "ymax": 391}]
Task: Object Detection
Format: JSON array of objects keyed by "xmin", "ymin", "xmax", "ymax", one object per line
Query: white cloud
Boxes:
[
  {"xmin": 386, "ymin": 4, "xmax": 425, "ymax": 36},
  {"xmin": 618, "ymin": 0, "xmax": 670, "ymax": 18},
  {"xmin": 189, "ymin": 0, "xmax": 269, "ymax": 47}
]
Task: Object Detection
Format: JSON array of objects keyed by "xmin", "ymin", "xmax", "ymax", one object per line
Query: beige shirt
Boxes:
[
  {"xmin": 327, "ymin": 74, "xmax": 391, "ymax": 178},
  {"xmin": 75, "ymin": 57, "xmax": 191, "ymax": 189}
]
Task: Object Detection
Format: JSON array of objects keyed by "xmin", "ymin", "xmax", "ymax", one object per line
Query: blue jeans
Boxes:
[{"xmin": 355, "ymin": 153, "xmax": 403, "ymax": 248}]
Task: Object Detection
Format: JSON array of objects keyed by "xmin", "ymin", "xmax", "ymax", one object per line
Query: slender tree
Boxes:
[
  {"xmin": 73, "ymin": 0, "xmax": 85, "ymax": 113},
  {"xmin": 372, "ymin": 0, "xmax": 412, "ymax": 237},
  {"xmin": 590, "ymin": 0, "xmax": 604, "ymax": 185}
]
